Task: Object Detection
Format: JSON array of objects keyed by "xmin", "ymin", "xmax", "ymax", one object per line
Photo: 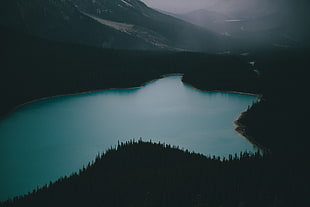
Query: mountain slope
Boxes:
[
  {"xmin": 0, "ymin": 0, "xmax": 158, "ymax": 50},
  {"xmin": 73, "ymin": 0, "xmax": 227, "ymax": 51},
  {"xmin": 0, "ymin": 0, "xmax": 226, "ymax": 52}
]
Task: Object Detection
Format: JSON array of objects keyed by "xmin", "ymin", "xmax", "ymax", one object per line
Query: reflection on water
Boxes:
[{"xmin": 0, "ymin": 75, "xmax": 257, "ymax": 201}]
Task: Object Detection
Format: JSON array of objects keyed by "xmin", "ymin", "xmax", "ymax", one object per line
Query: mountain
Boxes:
[
  {"xmin": 0, "ymin": 0, "xmax": 226, "ymax": 52},
  {"xmin": 171, "ymin": 9, "xmax": 232, "ymax": 36},
  {"xmin": 0, "ymin": 0, "xmax": 154, "ymax": 50},
  {"xmin": 175, "ymin": 9, "xmax": 298, "ymax": 49}
]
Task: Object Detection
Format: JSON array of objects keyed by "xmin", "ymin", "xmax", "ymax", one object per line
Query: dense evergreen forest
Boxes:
[
  {"xmin": 1, "ymin": 26, "xmax": 309, "ymax": 206},
  {"xmin": 0, "ymin": 140, "xmax": 307, "ymax": 207},
  {"xmin": 184, "ymin": 48, "xmax": 310, "ymax": 158},
  {"xmin": 182, "ymin": 48, "xmax": 310, "ymax": 206},
  {"xmin": 238, "ymin": 49, "xmax": 309, "ymax": 156}
]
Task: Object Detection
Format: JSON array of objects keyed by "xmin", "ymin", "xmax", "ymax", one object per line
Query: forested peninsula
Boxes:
[{"xmin": 1, "ymin": 26, "xmax": 309, "ymax": 206}]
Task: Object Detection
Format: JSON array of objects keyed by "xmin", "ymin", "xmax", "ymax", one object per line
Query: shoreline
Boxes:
[
  {"xmin": 0, "ymin": 74, "xmax": 184, "ymax": 120},
  {"xmin": 0, "ymin": 85, "xmax": 141, "ymax": 121},
  {"xmin": 1, "ymin": 74, "xmax": 265, "ymax": 153},
  {"xmin": 234, "ymin": 112, "xmax": 269, "ymax": 153},
  {"xmin": 181, "ymin": 79, "xmax": 265, "ymax": 151},
  {"xmin": 181, "ymin": 79, "xmax": 262, "ymax": 98},
  {"xmin": 0, "ymin": 74, "xmax": 171, "ymax": 120}
]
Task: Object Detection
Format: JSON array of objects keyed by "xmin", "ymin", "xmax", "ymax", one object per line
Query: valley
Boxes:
[{"xmin": 0, "ymin": 0, "xmax": 309, "ymax": 206}]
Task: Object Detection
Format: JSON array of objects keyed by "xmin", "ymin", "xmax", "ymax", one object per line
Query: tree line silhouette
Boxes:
[
  {"xmin": 235, "ymin": 48, "xmax": 310, "ymax": 159},
  {"xmin": 1, "ymin": 140, "xmax": 306, "ymax": 207},
  {"xmin": 183, "ymin": 48, "xmax": 310, "ymax": 206}
]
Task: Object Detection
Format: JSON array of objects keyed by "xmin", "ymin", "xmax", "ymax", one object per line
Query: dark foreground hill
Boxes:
[{"xmin": 0, "ymin": 140, "xmax": 307, "ymax": 207}]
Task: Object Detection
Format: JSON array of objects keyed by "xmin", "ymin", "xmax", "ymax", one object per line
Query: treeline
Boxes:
[
  {"xmin": 181, "ymin": 48, "xmax": 310, "ymax": 206},
  {"xmin": 0, "ymin": 25, "xmax": 258, "ymax": 118},
  {"xmin": 182, "ymin": 56, "xmax": 260, "ymax": 94},
  {"xmin": 235, "ymin": 48, "xmax": 310, "ymax": 159},
  {"xmin": 0, "ymin": 140, "xmax": 306, "ymax": 207},
  {"xmin": 183, "ymin": 47, "xmax": 310, "ymax": 159}
]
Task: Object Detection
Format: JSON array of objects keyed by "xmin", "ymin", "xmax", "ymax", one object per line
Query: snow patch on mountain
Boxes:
[
  {"xmin": 224, "ymin": 19, "xmax": 243, "ymax": 22},
  {"xmin": 83, "ymin": 12, "xmax": 135, "ymax": 34},
  {"xmin": 82, "ymin": 12, "xmax": 169, "ymax": 49},
  {"xmin": 121, "ymin": 0, "xmax": 134, "ymax": 8},
  {"xmin": 221, "ymin": 32, "xmax": 231, "ymax": 37}
]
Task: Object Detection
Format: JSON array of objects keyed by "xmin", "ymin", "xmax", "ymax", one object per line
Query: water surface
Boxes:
[{"xmin": 0, "ymin": 75, "xmax": 257, "ymax": 200}]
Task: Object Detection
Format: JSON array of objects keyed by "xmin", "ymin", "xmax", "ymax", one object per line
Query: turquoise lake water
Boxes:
[{"xmin": 0, "ymin": 75, "xmax": 258, "ymax": 200}]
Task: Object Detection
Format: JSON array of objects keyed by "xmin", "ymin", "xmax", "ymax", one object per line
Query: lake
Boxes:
[{"xmin": 0, "ymin": 75, "xmax": 258, "ymax": 201}]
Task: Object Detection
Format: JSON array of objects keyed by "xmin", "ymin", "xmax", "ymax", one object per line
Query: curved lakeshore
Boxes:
[
  {"xmin": 0, "ymin": 75, "xmax": 164, "ymax": 121},
  {"xmin": 234, "ymin": 112, "xmax": 269, "ymax": 152},
  {"xmin": 0, "ymin": 75, "xmax": 258, "ymax": 201}
]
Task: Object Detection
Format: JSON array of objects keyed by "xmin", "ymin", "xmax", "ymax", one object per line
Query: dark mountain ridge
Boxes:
[
  {"xmin": 0, "ymin": 0, "xmax": 157, "ymax": 50},
  {"xmin": 0, "ymin": 0, "xmax": 227, "ymax": 52}
]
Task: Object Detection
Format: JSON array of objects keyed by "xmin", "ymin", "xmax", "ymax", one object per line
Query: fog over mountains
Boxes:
[
  {"xmin": 142, "ymin": 0, "xmax": 309, "ymax": 15},
  {"xmin": 143, "ymin": 0, "xmax": 310, "ymax": 49}
]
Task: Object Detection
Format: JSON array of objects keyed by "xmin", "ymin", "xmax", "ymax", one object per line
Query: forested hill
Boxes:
[
  {"xmin": 183, "ymin": 48, "xmax": 310, "ymax": 159},
  {"xmin": 0, "ymin": 140, "xmax": 307, "ymax": 207}
]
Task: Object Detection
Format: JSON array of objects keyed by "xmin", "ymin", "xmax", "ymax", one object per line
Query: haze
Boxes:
[
  {"xmin": 141, "ymin": 0, "xmax": 308, "ymax": 16},
  {"xmin": 141, "ymin": 0, "xmax": 310, "ymax": 47}
]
